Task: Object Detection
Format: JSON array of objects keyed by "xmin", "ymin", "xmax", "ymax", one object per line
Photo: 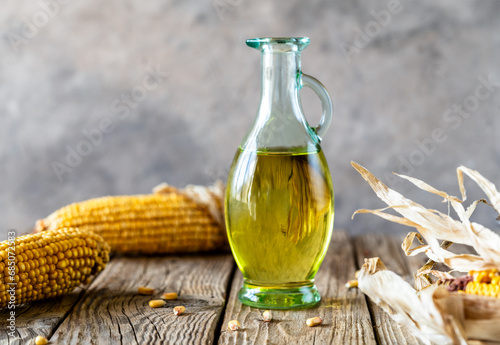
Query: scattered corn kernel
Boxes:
[
  {"xmin": 262, "ymin": 310, "xmax": 271, "ymax": 322},
  {"xmin": 306, "ymin": 316, "xmax": 323, "ymax": 327},
  {"xmin": 345, "ymin": 280, "xmax": 358, "ymax": 288},
  {"xmin": 138, "ymin": 287, "xmax": 155, "ymax": 295},
  {"xmin": 161, "ymin": 292, "xmax": 178, "ymax": 300},
  {"xmin": 173, "ymin": 306, "xmax": 186, "ymax": 316},
  {"xmin": 149, "ymin": 300, "xmax": 166, "ymax": 308},
  {"xmin": 35, "ymin": 335, "xmax": 49, "ymax": 345},
  {"xmin": 228, "ymin": 319, "xmax": 241, "ymax": 331}
]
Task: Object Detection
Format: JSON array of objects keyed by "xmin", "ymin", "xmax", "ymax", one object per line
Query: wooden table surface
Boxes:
[{"xmin": 0, "ymin": 231, "xmax": 428, "ymax": 345}]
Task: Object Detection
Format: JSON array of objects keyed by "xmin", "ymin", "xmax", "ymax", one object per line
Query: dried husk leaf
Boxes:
[
  {"xmin": 402, "ymin": 231, "xmax": 428, "ymax": 256},
  {"xmin": 153, "ymin": 181, "xmax": 225, "ymax": 228},
  {"xmin": 395, "ymin": 173, "xmax": 500, "ymax": 269},
  {"xmin": 362, "ymin": 257, "xmax": 386, "ymax": 273},
  {"xmin": 417, "ymin": 269, "xmax": 454, "ymax": 281},
  {"xmin": 351, "ymin": 162, "xmax": 471, "ymax": 245},
  {"xmin": 415, "ymin": 273, "xmax": 433, "ymax": 291},
  {"xmin": 351, "ymin": 162, "xmax": 500, "ymax": 272},
  {"xmin": 358, "ymin": 257, "xmax": 467, "ymax": 345},
  {"xmin": 457, "ymin": 166, "xmax": 500, "ymax": 216}
]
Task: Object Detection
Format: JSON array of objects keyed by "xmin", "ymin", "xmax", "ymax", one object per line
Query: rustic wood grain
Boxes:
[
  {"xmin": 3, "ymin": 232, "xmax": 470, "ymax": 345},
  {"xmin": 49, "ymin": 254, "xmax": 235, "ymax": 345},
  {"xmin": 217, "ymin": 231, "xmax": 377, "ymax": 345},
  {"xmin": 0, "ymin": 287, "xmax": 85, "ymax": 345},
  {"xmin": 353, "ymin": 233, "xmax": 424, "ymax": 345}
]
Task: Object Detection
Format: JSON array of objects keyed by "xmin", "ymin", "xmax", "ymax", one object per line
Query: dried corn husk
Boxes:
[
  {"xmin": 153, "ymin": 180, "xmax": 225, "ymax": 228},
  {"xmin": 351, "ymin": 162, "xmax": 500, "ymax": 344},
  {"xmin": 457, "ymin": 166, "xmax": 500, "ymax": 216},
  {"xmin": 351, "ymin": 162, "xmax": 500, "ymax": 273},
  {"xmin": 359, "ymin": 257, "xmax": 500, "ymax": 344},
  {"xmin": 358, "ymin": 258, "xmax": 466, "ymax": 345}
]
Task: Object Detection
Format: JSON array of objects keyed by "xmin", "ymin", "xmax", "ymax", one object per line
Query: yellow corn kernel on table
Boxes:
[{"xmin": 0, "ymin": 232, "xmax": 432, "ymax": 344}]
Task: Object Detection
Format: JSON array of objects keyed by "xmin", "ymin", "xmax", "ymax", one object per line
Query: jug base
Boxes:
[{"xmin": 237, "ymin": 281, "xmax": 321, "ymax": 309}]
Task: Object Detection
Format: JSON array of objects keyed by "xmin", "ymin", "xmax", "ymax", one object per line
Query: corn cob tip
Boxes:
[{"xmin": 0, "ymin": 228, "xmax": 110, "ymax": 309}]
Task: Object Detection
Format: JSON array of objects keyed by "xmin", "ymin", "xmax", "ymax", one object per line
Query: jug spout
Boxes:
[
  {"xmin": 246, "ymin": 37, "xmax": 310, "ymax": 52},
  {"xmin": 247, "ymin": 37, "xmax": 310, "ymax": 102}
]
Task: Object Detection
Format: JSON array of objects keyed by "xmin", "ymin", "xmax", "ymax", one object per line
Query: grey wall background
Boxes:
[{"xmin": 1, "ymin": 0, "xmax": 499, "ymax": 238}]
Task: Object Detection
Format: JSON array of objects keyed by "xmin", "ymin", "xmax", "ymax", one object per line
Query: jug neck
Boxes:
[
  {"xmin": 260, "ymin": 51, "xmax": 301, "ymax": 110},
  {"xmin": 240, "ymin": 37, "xmax": 320, "ymax": 153}
]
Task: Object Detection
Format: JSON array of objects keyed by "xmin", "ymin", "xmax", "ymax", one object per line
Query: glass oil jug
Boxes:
[{"xmin": 225, "ymin": 37, "xmax": 334, "ymax": 309}]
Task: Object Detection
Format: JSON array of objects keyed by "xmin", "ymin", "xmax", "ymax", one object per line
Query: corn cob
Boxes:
[
  {"xmin": 464, "ymin": 269, "xmax": 500, "ymax": 298},
  {"xmin": 35, "ymin": 182, "xmax": 227, "ymax": 254},
  {"xmin": 0, "ymin": 228, "xmax": 109, "ymax": 308}
]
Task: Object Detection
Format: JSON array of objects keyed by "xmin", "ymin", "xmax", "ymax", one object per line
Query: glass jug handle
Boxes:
[{"xmin": 301, "ymin": 74, "xmax": 333, "ymax": 141}]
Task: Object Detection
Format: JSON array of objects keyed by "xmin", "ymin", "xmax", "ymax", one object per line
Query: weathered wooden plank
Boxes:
[
  {"xmin": 49, "ymin": 254, "xmax": 235, "ymax": 344},
  {"xmin": 354, "ymin": 233, "xmax": 424, "ymax": 345},
  {"xmin": 218, "ymin": 230, "xmax": 377, "ymax": 345},
  {"xmin": 0, "ymin": 287, "xmax": 85, "ymax": 345}
]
